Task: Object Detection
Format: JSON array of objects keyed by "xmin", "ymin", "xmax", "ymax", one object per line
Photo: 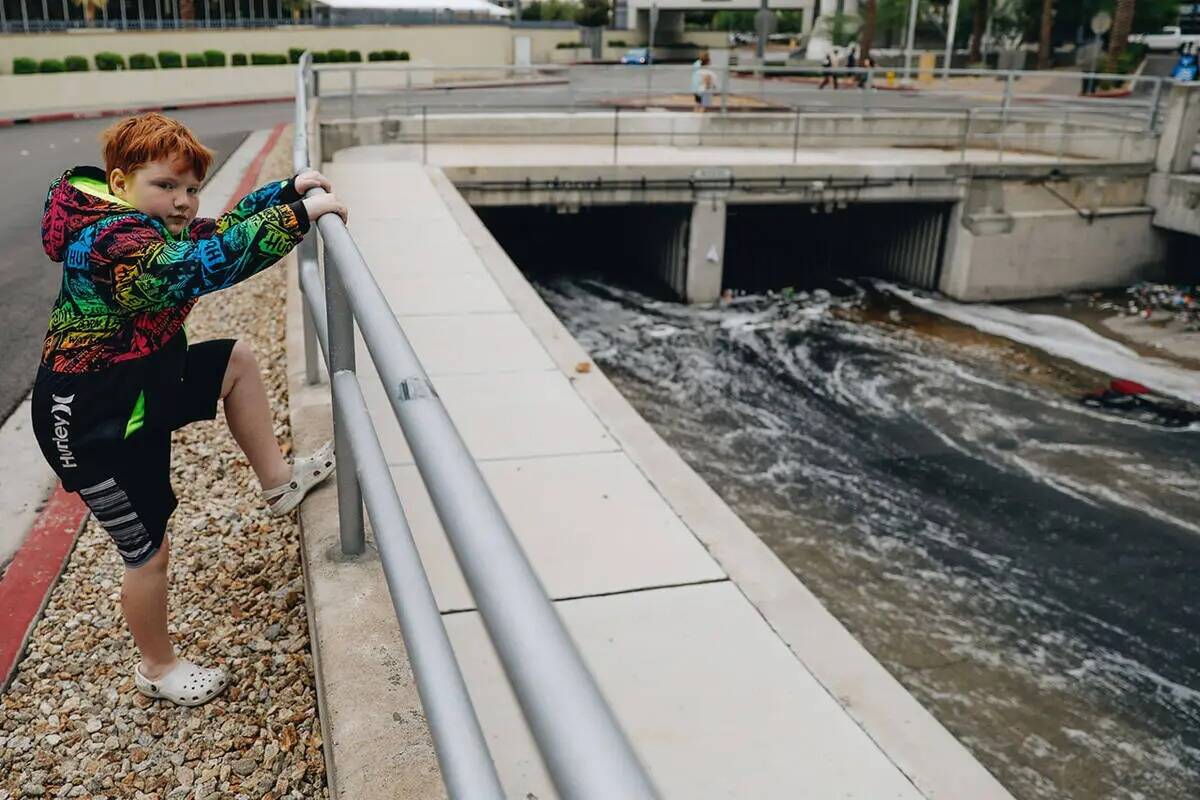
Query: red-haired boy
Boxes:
[{"xmin": 31, "ymin": 113, "xmax": 347, "ymax": 707}]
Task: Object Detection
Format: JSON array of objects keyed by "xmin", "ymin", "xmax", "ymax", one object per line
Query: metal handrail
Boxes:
[{"xmin": 293, "ymin": 53, "xmax": 659, "ymax": 799}]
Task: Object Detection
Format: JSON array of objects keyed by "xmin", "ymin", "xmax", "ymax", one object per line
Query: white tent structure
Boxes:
[{"xmin": 313, "ymin": 0, "xmax": 513, "ymax": 17}]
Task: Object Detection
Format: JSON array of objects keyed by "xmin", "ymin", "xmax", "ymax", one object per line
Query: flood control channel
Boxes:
[{"xmin": 492, "ymin": 258, "xmax": 1200, "ymax": 799}]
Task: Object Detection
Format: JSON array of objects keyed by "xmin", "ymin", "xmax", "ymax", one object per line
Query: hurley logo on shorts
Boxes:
[{"xmin": 50, "ymin": 394, "xmax": 77, "ymax": 469}]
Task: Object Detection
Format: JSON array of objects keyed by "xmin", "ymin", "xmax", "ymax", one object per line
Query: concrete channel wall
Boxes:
[{"xmin": 1148, "ymin": 84, "xmax": 1200, "ymax": 239}]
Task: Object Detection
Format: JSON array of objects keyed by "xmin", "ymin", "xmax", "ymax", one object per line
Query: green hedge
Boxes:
[
  {"xmin": 367, "ymin": 49, "xmax": 410, "ymax": 61},
  {"xmin": 157, "ymin": 50, "xmax": 182, "ymax": 69},
  {"xmin": 95, "ymin": 51, "xmax": 126, "ymax": 71},
  {"xmin": 186, "ymin": 53, "xmax": 206, "ymax": 68},
  {"xmin": 348, "ymin": 50, "xmax": 362, "ymax": 62},
  {"xmin": 64, "ymin": 55, "xmax": 89, "ymax": 72},
  {"xmin": 311, "ymin": 51, "xmax": 328, "ymax": 63},
  {"xmin": 288, "ymin": 47, "xmax": 306, "ymax": 64},
  {"xmin": 232, "ymin": 53, "xmax": 247, "ymax": 66},
  {"xmin": 608, "ymin": 39, "xmax": 627, "ymax": 47},
  {"xmin": 250, "ymin": 52, "xmax": 287, "ymax": 65},
  {"xmin": 39, "ymin": 59, "xmax": 66, "ymax": 74},
  {"xmin": 13, "ymin": 57, "xmax": 37, "ymax": 74},
  {"xmin": 204, "ymin": 49, "xmax": 225, "ymax": 67},
  {"xmin": 327, "ymin": 48, "xmax": 348, "ymax": 63},
  {"xmin": 130, "ymin": 53, "xmax": 156, "ymax": 70}
]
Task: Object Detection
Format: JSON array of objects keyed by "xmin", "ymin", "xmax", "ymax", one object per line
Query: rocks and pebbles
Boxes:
[{"xmin": 0, "ymin": 135, "xmax": 329, "ymax": 800}]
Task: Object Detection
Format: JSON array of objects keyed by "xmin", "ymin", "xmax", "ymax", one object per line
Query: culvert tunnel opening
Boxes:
[{"xmin": 474, "ymin": 201, "xmax": 953, "ymax": 300}]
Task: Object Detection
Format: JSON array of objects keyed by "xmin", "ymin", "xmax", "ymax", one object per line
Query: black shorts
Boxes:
[{"xmin": 32, "ymin": 336, "xmax": 236, "ymax": 568}]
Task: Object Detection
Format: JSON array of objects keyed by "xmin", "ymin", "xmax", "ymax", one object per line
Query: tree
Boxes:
[
  {"xmin": 70, "ymin": 0, "xmax": 107, "ymax": 25},
  {"xmin": 860, "ymin": 0, "xmax": 878, "ymax": 57},
  {"xmin": 969, "ymin": 0, "xmax": 988, "ymax": 62},
  {"xmin": 180, "ymin": 0, "xmax": 194, "ymax": 21},
  {"xmin": 283, "ymin": 0, "xmax": 311, "ymax": 21},
  {"xmin": 574, "ymin": 0, "xmax": 608, "ymax": 27},
  {"xmin": 1106, "ymin": 0, "xmax": 1135, "ymax": 72},
  {"xmin": 1037, "ymin": 0, "xmax": 1053, "ymax": 68}
]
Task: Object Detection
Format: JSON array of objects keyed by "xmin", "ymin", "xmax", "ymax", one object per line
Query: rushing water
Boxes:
[{"xmin": 535, "ymin": 278, "xmax": 1200, "ymax": 800}]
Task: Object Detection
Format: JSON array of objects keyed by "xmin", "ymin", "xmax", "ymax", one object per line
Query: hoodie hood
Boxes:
[{"xmin": 42, "ymin": 166, "xmax": 135, "ymax": 263}]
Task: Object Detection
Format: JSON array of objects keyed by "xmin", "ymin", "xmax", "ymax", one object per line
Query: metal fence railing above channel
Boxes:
[
  {"xmin": 310, "ymin": 62, "xmax": 1171, "ymax": 132},
  {"xmin": 292, "ymin": 53, "xmax": 660, "ymax": 800}
]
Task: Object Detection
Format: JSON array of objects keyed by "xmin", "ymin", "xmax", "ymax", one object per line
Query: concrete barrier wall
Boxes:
[
  {"xmin": 0, "ymin": 59, "xmax": 444, "ymax": 116},
  {"xmin": 0, "ymin": 24, "xmax": 580, "ymax": 74},
  {"xmin": 941, "ymin": 208, "xmax": 1165, "ymax": 301}
]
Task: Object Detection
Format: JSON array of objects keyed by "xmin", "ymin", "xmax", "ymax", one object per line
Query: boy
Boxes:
[{"xmin": 31, "ymin": 113, "xmax": 347, "ymax": 707}]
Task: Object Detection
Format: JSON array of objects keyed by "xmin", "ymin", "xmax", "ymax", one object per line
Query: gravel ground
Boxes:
[{"xmin": 0, "ymin": 133, "xmax": 329, "ymax": 800}]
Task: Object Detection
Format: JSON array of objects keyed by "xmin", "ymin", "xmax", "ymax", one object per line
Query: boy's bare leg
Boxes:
[
  {"xmin": 122, "ymin": 537, "xmax": 176, "ymax": 679},
  {"xmin": 220, "ymin": 341, "xmax": 292, "ymax": 490}
]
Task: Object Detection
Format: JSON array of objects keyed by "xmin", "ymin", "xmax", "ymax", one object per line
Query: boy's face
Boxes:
[{"xmin": 109, "ymin": 158, "xmax": 201, "ymax": 236}]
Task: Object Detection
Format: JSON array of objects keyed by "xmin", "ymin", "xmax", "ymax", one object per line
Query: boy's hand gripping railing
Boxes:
[{"xmin": 292, "ymin": 53, "xmax": 660, "ymax": 800}]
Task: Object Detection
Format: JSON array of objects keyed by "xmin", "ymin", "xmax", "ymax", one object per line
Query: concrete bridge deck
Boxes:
[{"xmin": 289, "ymin": 153, "xmax": 1015, "ymax": 797}]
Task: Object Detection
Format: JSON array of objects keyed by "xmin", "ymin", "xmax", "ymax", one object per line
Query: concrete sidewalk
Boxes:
[{"xmin": 290, "ymin": 156, "xmax": 1016, "ymax": 799}]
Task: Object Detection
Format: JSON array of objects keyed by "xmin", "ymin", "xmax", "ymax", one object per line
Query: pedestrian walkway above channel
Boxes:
[{"xmin": 287, "ymin": 153, "xmax": 1017, "ymax": 799}]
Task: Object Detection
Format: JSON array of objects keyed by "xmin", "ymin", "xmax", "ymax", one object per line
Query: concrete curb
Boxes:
[
  {"xmin": 426, "ymin": 165, "xmax": 1017, "ymax": 800},
  {"xmin": 283, "ymin": 240, "xmax": 445, "ymax": 799},
  {"xmin": 0, "ymin": 95, "xmax": 292, "ymax": 128}
]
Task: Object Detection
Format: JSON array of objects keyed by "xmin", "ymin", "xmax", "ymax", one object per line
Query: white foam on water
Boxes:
[{"xmin": 883, "ymin": 284, "xmax": 1200, "ymax": 407}]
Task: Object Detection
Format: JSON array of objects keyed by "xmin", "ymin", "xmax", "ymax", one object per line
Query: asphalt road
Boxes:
[{"xmin": 0, "ymin": 101, "xmax": 292, "ymax": 423}]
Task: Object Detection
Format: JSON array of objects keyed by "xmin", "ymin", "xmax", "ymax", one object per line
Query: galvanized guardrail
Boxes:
[
  {"xmin": 292, "ymin": 53, "xmax": 659, "ymax": 800},
  {"xmin": 312, "ymin": 62, "xmax": 1171, "ymax": 132}
]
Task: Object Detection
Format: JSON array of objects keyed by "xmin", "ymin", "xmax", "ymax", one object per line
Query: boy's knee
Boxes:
[{"xmin": 230, "ymin": 340, "xmax": 256, "ymax": 371}]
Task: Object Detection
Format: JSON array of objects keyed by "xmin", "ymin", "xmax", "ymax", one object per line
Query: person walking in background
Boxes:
[
  {"xmin": 858, "ymin": 53, "xmax": 874, "ymax": 88},
  {"xmin": 820, "ymin": 50, "xmax": 840, "ymax": 89},
  {"xmin": 692, "ymin": 52, "xmax": 718, "ymax": 112}
]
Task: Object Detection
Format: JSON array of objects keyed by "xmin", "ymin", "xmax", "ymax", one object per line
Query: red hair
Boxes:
[{"xmin": 100, "ymin": 112, "xmax": 214, "ymax": 183}]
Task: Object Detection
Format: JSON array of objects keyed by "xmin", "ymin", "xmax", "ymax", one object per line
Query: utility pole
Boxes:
[
  {"xmin": 943, "ymin": 0, "xmax": 961, "ymax": 79},
  {"xmin": 902, "ymin": 0, "xmax": 918, "ymax": 80}
]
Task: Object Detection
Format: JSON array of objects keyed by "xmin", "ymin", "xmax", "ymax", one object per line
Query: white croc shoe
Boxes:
[
  {"xmin": 263, "ymin": 440, "xmax": 336, "ymax": 517},
  {"xmin": 135, "ymin": 659, "xmax": 230, "ymax": 707}
]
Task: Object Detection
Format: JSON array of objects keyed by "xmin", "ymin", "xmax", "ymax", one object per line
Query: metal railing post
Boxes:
[
  {"xmin": 1057, "ymin": 108, "xmax": 1069, "ymax": 162},
  {"xmin": 960, "ymin": 108, "xmax": 971, "ymax": 162},
  {"xmin": 422, "ymin": 105, "xmax": 428, "ymax": 164},
  {"xmin": 300, "ymin": 236, "xmax": 323, "ymax": 384},
  {"xmin": 350, "ymin": 67, "xmax": 358, "ymax": 121},
  {"xmin": 1148, "ymin": 77, "xmax": 1163, "ymax": 133},
  {"xmin": 792, "ymin": 106, "xmax": 800, "ymax": 164},
  {"xmin": 323, "ymin": 245, "xmax": 365, "ymax": 556},
  {"xmin": 294, "ymin": 54, "xmax": 323, "ymax": 387},
  {"xmin": 613, "ymin": 105, "xmax": 620, "ymax": 164},
  {"xmin": 721, "ymin": 64, "xmax": 729, "ymax": 115}
]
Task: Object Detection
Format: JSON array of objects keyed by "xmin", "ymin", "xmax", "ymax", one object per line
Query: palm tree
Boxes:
[
  {"xmin": 969, "ymin": 0, "xmax": 988, "ymax": 63},
  {"xmin": 70, "ymin": 0, "xmax": 108, "ymax": 25},
  {"xmin": 1037, "ymin": 0, "xmax": 1053, "ymax": 69},
  {"xmin": 859, "ymin": 0, "xmax": 877, "ymax": 58},
  {"xmin": 1106, "ymin": 0, "xmax": 1136, "ymax": 73},
  {"xmin": 180, "ymin": 0, "xmax": 194, "ymax": 21}
]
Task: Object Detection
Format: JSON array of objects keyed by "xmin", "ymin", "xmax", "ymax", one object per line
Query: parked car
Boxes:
[
  {"xmin": 1130, "ymin": 25, "xmax": 1200, "ymax": 51},
  {"xmin": 620, "ymin": 47, "xmax": 650, "ymax": 65}
]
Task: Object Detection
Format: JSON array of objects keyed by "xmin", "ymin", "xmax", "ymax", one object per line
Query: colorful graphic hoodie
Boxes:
[
  {"xmin": 40, "ymin": 165, "xmax": 309, "ymax": 373},
  {"xmin": 32, "ymin": 166, "xmax": 309, "ymax": 491}
]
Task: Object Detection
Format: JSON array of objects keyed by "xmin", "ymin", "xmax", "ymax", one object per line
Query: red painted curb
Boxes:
[
  {"xmin": 0, "ymin": 95, "xmax": 292, "ymax": 128},
  {"xmin": 0, "ymin": 486, "xmax": 87, "ymax": 690},
  {"xmin": 0, "ymin": 124, "xmax": 283, "ymax": 692},
  {"xmin": 230, "ymin": 121, "xmax": 288, "ymax": 214}
]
